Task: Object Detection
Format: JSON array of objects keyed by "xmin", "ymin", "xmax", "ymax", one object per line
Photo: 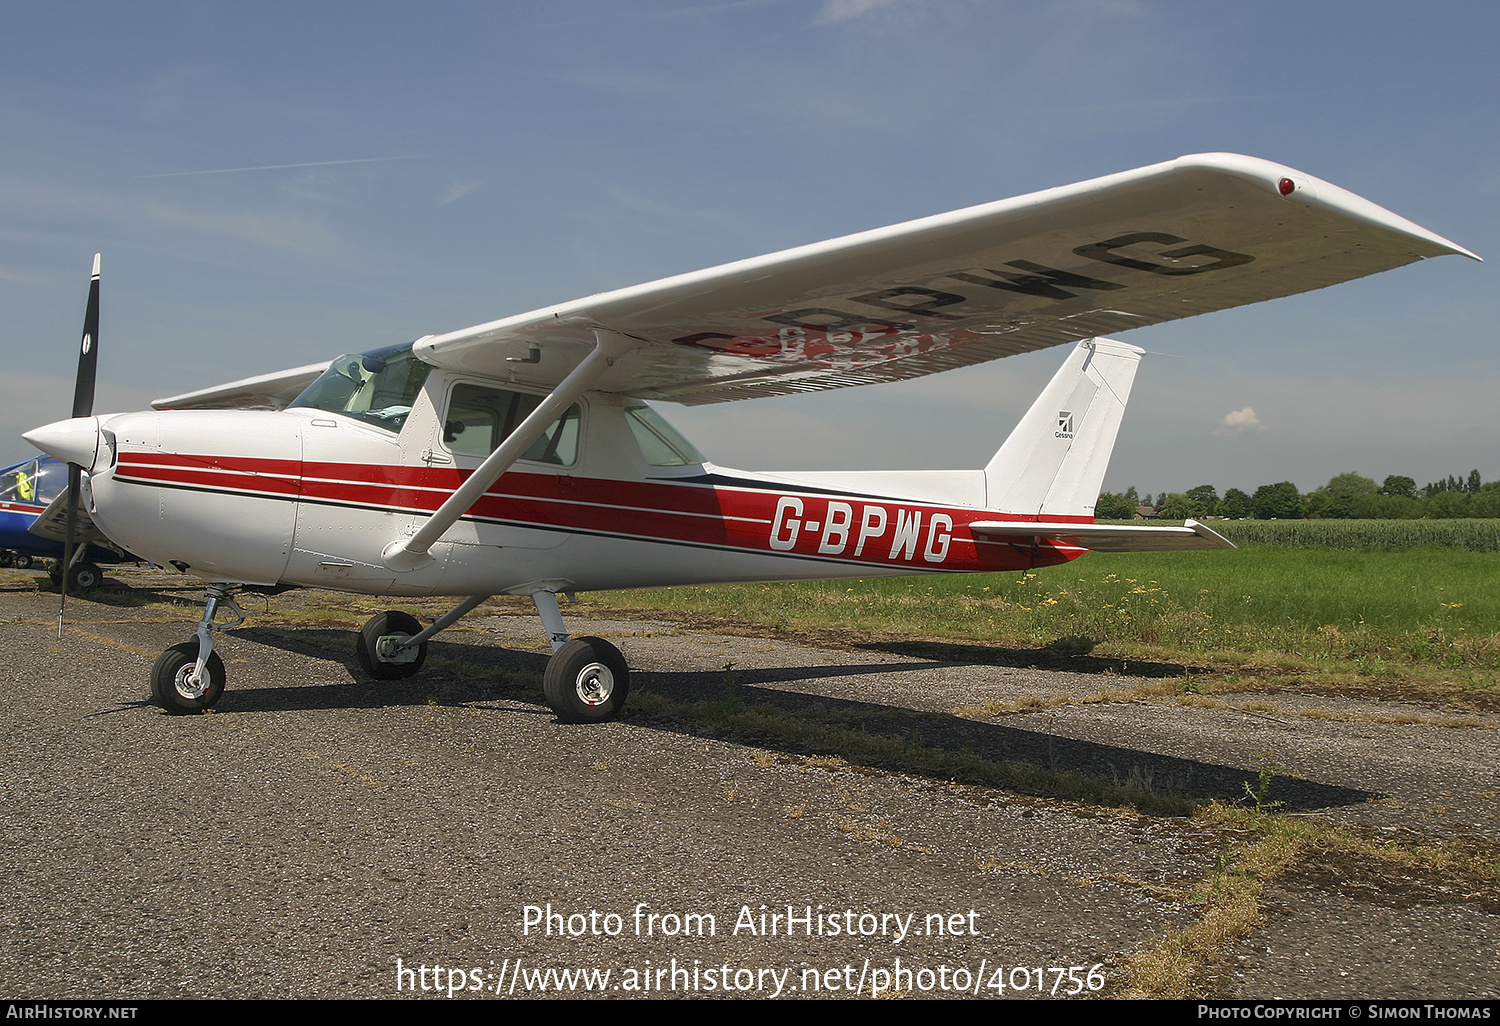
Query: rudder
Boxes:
[{"xmin": 983, "ymin": 337, "xmax": 1144, "ymax": 516}]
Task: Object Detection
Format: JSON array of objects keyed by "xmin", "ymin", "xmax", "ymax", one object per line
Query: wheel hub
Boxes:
[
  {"xmin": 173, "ymin": 664, "xmax": 208, "ymax": 700},
  {"xmin": 574, "ymin": 662, "xmax": 615, "ymax": 706},
  {"xmin": 376, "ymin": 634, "xmax": 421, "ymax": 664}
]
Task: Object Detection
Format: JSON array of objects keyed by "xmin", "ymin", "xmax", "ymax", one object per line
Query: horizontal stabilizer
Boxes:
[{"xmin": 969, "ymin": 518, "xmax": 1235, "ymax": 552}]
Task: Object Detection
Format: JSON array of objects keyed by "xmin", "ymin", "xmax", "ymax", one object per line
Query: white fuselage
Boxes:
[{"xmin": 81, "ymin": 368, "xmax": 1077, "ymax": 597}]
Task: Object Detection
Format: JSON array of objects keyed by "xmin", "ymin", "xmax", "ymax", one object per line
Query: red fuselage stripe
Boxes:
[{"xmin": 115, "ymin": 453, "xmax": 1084, "ymax": 572}]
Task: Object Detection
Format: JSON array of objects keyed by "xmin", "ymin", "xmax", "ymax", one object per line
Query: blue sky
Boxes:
[{"xmin": 3, "ymin": 0, "xmax": 1495, "ymax": 497}]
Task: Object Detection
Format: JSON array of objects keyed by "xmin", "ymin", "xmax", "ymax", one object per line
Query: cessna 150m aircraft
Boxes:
[{"xmin": 24, "ymin": 154, "xmax": 1477, "ymax": 722}]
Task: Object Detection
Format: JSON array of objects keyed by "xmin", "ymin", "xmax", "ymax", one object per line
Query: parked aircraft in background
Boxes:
[
  {"xmin": 23, "ymin": 154, "xmax": 1477, "ymax": 721},
  {"xmin": 0, "ymin": 454, "xmax": 129, "ymax": 589}
]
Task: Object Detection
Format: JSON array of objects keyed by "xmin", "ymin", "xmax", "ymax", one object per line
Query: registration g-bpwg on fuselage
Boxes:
[{"xmin": 24, "ymin": 153, "xmax": 1477, "ymax": 723}]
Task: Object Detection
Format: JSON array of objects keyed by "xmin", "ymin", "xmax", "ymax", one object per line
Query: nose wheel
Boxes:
[
  {"xmin": 150, "ymin": 642, "xmax": 226, "ymax": 714},
  {"xmin": 48, "ymin": 558, "xmax": 101, "ymax": 592},
  {"xmin": 148, "ymin": 583, "xmax": 243, "ymax": 714}
]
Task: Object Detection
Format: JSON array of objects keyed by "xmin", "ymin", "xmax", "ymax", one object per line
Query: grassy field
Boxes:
[
  {"xmin": 585, "ymin": 544, "xmax": 1500, "ymax": 686},
  {"xmin": 1197, "ymin": 517, "xmax": 1500, "ymax": 551}
]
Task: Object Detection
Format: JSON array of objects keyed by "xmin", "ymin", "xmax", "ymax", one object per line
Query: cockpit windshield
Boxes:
[
  {"xmin": 0, "ymin": 458, "xmax": 67, "ymax": 505},
  {"xmin": 288, "ymin": 342, "xmax": 431, "ymax": 433}
]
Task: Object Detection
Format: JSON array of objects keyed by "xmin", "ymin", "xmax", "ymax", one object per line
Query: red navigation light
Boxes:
[{"xmin": 1278, "ymin": 177, "xmax": 1295, "ymax": 196}]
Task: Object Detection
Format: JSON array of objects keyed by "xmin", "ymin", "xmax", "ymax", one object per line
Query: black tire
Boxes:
[
  {"xmin": 356, "ymin": 610, "xmax": 427, "ymax": 679},
  {"xmin": 150, "ymin": 641, "xmax": 226, "ymax": 714},
  {"xmin": 14, "ymin": 554, "xmax": 31, "ymax": 570},
  {"xmin": 0, "ymin": 551, "xmax": 13, "ymax": 569},
  {"xmin": 69, "ymin": 562, "xmax": 102, "ymax": 592},
  {"xmin": 543, "ymin": 637, "xmax": 629, "ymax": 723}
]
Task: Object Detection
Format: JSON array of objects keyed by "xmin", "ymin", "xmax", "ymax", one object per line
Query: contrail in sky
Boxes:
[{"xmin": 134, "ymin": 156, "xmax": 426, "ymax": 179}]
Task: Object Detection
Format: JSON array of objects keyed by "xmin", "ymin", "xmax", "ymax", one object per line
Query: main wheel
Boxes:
[
  {"xmin": 356, "ymin": 610, "xmax": 427, "ymax": 680},
  {"xmin": 150, "ymin": 641, "xmax": 226, "ymax": 715},
  {"xmin": 0, "ymin": 551, "xmax": 13, "ymax": 568},
  {"xmin": 69, "ymin": 562, "xmax": 102, "ymax": 592},
  {"xmin": 543, "ymin": 637, "xmax": 629, "ymax": 724},
  {"xmin": 14, "ymin": 554, "xmax": 31, "ymax": 570}
]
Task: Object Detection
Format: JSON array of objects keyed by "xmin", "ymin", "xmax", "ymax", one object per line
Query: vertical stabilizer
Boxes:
[{"xmin": 984, "ymin": 337, "xmax": 1143, "ymax": 516}]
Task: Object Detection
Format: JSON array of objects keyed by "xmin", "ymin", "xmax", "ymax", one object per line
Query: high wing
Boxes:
[
  {"xmin": 152, "ymin": 361, "xmax": 331, "ymax": 411},
  {"xmin": 969, "ymin": 518, "xmax": 1234, "ymax": 553},
  {"xmin": 411, "ymin": 153, "xmax": 1477, "ymax": 405}
]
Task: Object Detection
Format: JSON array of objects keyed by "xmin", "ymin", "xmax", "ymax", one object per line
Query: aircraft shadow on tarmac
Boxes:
[
  {"xmin": 212, "ymin": 625, "xmax": 1377, "ymax": 814},
  {"xmin": 858, "ymin": 639, "xmax": 1206, "ymax": 678},
  {"xmin": 0, "ymin": 572, "xmax": 203, "ymax": 603}
]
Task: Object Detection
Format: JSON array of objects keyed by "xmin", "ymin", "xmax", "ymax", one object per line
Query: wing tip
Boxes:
[{"xmin": 1171, "ymin": 153, "xmax": 1479, "ymax": 262}]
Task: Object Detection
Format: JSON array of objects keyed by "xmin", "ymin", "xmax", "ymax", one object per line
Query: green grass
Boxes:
[{"xmin": 585, "ymin": 547, "xmax": 1500, "ymax": 678}]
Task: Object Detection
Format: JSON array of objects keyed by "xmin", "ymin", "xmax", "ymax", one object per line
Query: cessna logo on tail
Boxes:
[{"xmin": 1057, "ymin": 411, "xmax": 1074, "ymax": 438}]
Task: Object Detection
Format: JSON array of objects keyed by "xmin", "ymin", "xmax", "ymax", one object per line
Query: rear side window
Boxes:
[
  {"xmin": 444, "ymin": 384, "xmax": 581, "ymax": 466},
  {"xmin": 626, "ymin": 404, "xmax": 705, "ymax": 466}
]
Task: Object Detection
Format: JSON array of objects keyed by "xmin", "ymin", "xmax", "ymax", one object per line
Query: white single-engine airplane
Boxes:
[{"xmin": 24, "ymin": 154, "xmax": 1477, "ymax": 722}]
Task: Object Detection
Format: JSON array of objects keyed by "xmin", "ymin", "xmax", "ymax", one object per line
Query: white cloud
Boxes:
[
  {"xmin": 440, "ymin": 181, "xmax": 485, "ymax": 205},
  {"xmin": 1212, "ymin": 406, "xmax": 1266, "ymax": 437},
  {"xmin": 814, "ymin": 0, "xmax": 906, "ymax": 25}
]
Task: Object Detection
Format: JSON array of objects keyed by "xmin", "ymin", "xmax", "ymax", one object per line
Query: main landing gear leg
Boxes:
[
  {"xmin": 150, "ymin": 583, "xmax": 244, "ymax": 714},
  {"xmin": 532, "ymin": 590, "xmax": 629, "ymax": 724}
]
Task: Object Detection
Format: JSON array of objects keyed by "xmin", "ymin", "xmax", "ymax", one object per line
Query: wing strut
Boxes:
[{"xmin": 381, "ymin": 329, "xmax": 639, "ymax": 572}]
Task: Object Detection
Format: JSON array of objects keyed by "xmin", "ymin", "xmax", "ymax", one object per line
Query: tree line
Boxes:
[{"xmin": 1097, "ymin": 471, "xmax": 1500, "ymax": 520}]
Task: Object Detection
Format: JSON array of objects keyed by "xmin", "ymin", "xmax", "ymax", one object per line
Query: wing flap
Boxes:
[
  {"xmin": 413, "ymin": 153, "xmax": 1475, "ymax": 404},
  {"xmin": 969, "ymin": 518, "xmax": 1235, "ymax": 552}
]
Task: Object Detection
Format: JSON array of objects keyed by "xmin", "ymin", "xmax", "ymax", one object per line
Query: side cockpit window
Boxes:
[
  {"xmin": 444, "ymin": 384, "xmax": 581, "ymax": 466},
  {"xmin": 289, "ymin": 342, "xmax": 431, "ymax": 433},
  {"xmin": 626, "ymin": 404, "xmax": 705, "ymax": 467}
]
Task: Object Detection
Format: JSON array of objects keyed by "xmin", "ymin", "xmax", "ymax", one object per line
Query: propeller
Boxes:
[{"xmin": 58, "ymin": 254, "xmax": 100, "ymax": 632}]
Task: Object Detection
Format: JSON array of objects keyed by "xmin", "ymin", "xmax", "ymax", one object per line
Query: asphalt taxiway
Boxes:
[{"xmin": 1, "ymin": 568, "xmax": 1495, "ymax": 999}]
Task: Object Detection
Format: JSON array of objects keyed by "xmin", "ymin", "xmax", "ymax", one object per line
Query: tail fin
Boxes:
[{"xmin": 984, "ymin": 337, "xmax": 1143, "ymax": 516}]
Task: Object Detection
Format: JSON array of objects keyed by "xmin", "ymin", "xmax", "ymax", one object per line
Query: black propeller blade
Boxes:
[{"xmin": 59, "ymin": 254, "xmax": 100, "ymax": 628}]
